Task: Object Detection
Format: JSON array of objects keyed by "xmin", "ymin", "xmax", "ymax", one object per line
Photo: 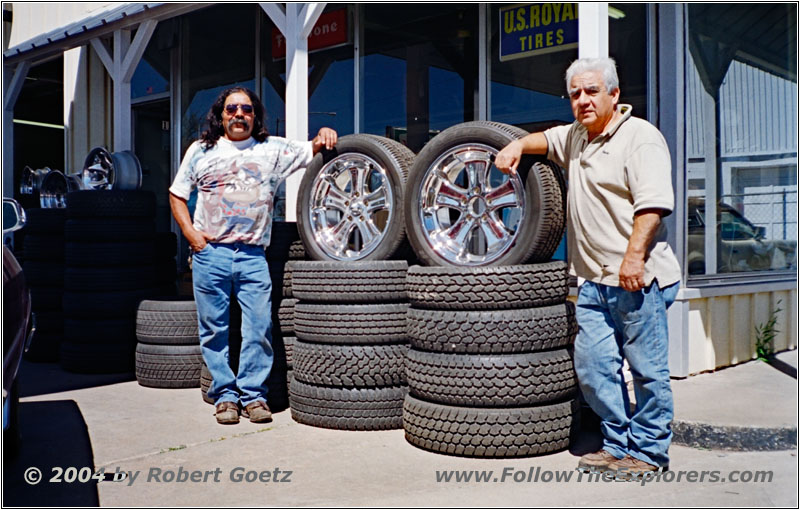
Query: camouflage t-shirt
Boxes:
[{"xmin": 170, "ymin": 136, "xmax": 313, "ymax": 247}]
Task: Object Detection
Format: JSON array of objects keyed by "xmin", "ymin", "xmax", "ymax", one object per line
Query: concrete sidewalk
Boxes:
[{"xmin": 3, "ymin": 350, "xmax": 797, "ymax": 507}]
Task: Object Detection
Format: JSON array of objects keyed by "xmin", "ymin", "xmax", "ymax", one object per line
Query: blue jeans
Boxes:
[
  {"xmin": 574, "ymin": 280, "xmax": 679, "ymax": 467},
  {"xmin": 192, "ymin": 242, "xmax": 273, "ymax": 407}
]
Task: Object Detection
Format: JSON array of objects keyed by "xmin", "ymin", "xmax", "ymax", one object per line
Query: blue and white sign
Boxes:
[{"xmin": 499, "ymin": 3, "xmax": 579, "ymax": 62}]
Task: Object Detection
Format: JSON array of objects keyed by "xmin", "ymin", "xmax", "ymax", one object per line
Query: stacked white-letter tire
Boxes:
[{"xmin": 401, "ymin": 121, "xmax": 578, "ymax": 457}]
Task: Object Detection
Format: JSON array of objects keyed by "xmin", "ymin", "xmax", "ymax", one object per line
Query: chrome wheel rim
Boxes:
[
  {"xmin": 307, "ymin": 153, "xmax": 395, "ymax": 260},
  {"xmin": 417, "ymin": 143, "xmax": 525, "ymax": 265}
]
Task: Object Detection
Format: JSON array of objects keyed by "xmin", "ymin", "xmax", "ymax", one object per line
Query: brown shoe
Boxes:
[
  {"xmin": 608, "ymin": 455, "xmax": 663, "ymax": 474},
  {"xmin": 215, "ymin": 401, "xmax": 239, "ymax": 425},
  {"xmin": 242, "ymin": 401, "xmax": 272, "ymax": 423},
  {"xmin": 578, "ymin": 449, "xmax": 620, "ymax": 471}
]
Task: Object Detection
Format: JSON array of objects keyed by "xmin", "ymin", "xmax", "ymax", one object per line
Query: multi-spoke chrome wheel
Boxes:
[
  {"xmin": 405, "ymin": 121, "xmax": 565, "ymax": 267},
  {"xmin": 298, "ymin": 134, "xmax": 412, "ymax": 261},
  {"xmin": 417, "ymin": 143, "xmax": 525, "ymax": 266},
  {"xmin": 308, "ymin": 153, "xmax": 394, "ymax": 260}
]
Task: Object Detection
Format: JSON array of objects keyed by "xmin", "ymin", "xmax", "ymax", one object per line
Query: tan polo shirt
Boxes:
[{"xmin": 543, "ymin": 104, "xmax": 681, "ymax": 288}]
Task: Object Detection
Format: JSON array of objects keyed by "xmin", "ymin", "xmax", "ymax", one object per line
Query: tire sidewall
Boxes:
[
  {"xmin": 298, "ymin": 135, "xmax": 406, "ymax": 261},
  {"xmin": 405, "ymin": 122, "xmax": 539, "ymax": 266}
]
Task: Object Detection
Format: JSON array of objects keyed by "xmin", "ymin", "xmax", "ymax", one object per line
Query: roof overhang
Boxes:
[{"xmin": 3, "ymin": 2, "xmax": 206, "ymax": 66}]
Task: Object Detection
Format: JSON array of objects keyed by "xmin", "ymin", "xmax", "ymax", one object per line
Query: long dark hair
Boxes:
[{"xmin": 200, "ymin": 87, "xmax": 270, "ymax": 150}]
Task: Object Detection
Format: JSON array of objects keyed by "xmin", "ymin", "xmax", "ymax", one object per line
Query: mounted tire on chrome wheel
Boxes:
[
  {"xmin": 297, "ymin": 134, "xmax": 413, "ymax": 261},
  {"xmin": 404, "ymin": 121, "xmax": 565, "ymax": 267}
]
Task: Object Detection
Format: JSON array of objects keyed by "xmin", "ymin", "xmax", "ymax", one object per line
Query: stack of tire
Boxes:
[
  {"xmin": 289, "ymin": 261, "xmax": 410, "ymax": 431},
  {"xmin": 135, "ymin": 298, "xmax": 202, "ymax": 388},
  {"xmin": 61, "ymin": 190, "xmax": 170, "ymax": 373},
  {"xmin": 21, "ymin": 208, "xmax": 67, "ymax": 362},
  {"xmin": 399, "ymin": 121, "xmax": 579, "ymax": 457},
  {"xmin": 284, "ymin": 133, "xmax": 415, "ymax": 430},
  {"xmin": 403, "ymin": 264, "xmax": 579, "ymax": 457}
]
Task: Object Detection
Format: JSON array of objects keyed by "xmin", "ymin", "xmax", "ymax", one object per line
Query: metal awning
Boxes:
[{"xmin": 3, "ymin": 2, "xmax": 202, "ymax": 65}]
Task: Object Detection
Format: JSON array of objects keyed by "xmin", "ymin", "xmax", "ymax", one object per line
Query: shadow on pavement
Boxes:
[
  {"xmin": 3, "ymin": 400, "xmax": 98, "ymax": 507},
  {"xmin": 17, "ymin": 359, "xmax": 135, "ymax": 398}
]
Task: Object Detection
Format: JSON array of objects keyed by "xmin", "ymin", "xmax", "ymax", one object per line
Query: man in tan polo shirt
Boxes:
[{"xmin": 496, "ymin": 57, "xmax": 681, "ymax": 474}]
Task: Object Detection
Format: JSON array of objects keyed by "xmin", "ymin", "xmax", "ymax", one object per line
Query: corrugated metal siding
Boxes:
[
  {"xmin": 687, "ymin": 288, "xmax": 797, "ymax": 375},
  {"xmin": 686, "ymin": 53, "xmax": 798, "ymax": 160}
]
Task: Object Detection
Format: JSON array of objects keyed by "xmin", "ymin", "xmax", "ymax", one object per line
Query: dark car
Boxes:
[
  {"xmin": 3, "ymin": 198, "xmax": 35, "ymax": 455},
  {"xmin": 687, "ymin": 197, "xmax": 797, "ymax": 274}
]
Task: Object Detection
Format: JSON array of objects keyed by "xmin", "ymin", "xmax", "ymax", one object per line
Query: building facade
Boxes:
[{"xmin": 3, "ymin": 3, "xmax": 797, "ymax": 376}]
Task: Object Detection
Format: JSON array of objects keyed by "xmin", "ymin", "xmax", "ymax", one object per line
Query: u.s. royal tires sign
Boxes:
[{"xmin": 499, "ymin": 3, "xmax": 578, "ymax": 62}]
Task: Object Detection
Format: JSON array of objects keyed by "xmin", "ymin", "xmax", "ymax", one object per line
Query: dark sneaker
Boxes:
[
  {"xmin": 242, "ymin": 401, "xmax": 272, "ymax": 423},
  {"xmin": 215, "ymin": 401, "xmax": 239, "ymax": 425},
  {"xmin": 608, "ymin": 455, "xmax": 664, "ymax": 475},
  {"xmin": 578, "ymin": 449, "xmax": 620, "ymax": 471}
]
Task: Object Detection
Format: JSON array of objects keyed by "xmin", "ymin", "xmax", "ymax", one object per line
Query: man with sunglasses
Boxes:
[{"xmin": 169, "ymin": 87, "xmax": 337, "ymax": 425}]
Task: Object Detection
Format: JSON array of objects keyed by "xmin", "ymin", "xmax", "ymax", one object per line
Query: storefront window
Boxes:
[
  {"xmin": 686, "ymin": 3, "xmax": 798, "ymax": 276},
  {"xmin": 361, "ymin": 4, "xmax": 478, "ymax": 152},
  {"xmin": 180, "ymin": 4, "xmax": 256, "ymax": 156},
  {"xmin": 490, "ymin": 3, "xmax": 647, "ymax": 260},
  {"xmin": 131, "ymin": 21, "xmax": 175, "ymax": 100}
]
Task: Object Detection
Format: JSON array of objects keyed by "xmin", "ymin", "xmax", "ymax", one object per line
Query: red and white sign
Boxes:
[{"xmin": 272, "ymin": 9, "xmax": 349, "ymax": 59}]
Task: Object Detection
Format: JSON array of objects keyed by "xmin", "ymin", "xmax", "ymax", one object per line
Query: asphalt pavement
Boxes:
[{"xmin": 3, "ymin": 350, "xmax": 797, "ymax": 507}]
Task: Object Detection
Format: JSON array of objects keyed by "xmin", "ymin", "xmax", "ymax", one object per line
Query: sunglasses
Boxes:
[{"xmin": 224, "ymin": 103, "xmax": 254, "ymax": 114}]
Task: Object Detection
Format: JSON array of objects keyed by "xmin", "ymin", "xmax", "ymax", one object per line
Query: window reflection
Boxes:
[{"xmin": 686, "ymin": 3, "xmax": 798, "ymax": 276}]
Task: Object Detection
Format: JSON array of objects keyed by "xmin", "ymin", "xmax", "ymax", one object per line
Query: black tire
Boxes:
[
  {"xmin": 405, "ymin": 348, "xmax": 576, "ymax": 407},
  {"xmin": 407, "ymin": 302, "xmax": 577, "ymax": 354},
  {"xmin": 22, "ymin": 261, "xmax": 64, "ymax": 287},
  {"xmin": 63, "ymin": 288, "xmax": 165, "ymax": 319},
  {"xmin": 200, "ymin": 364, "xmax": 214, "ymax": 404},
  {"xmin": 136, "ymin": 298, "xmax": 199, "ymax": 345},
  {"xmin": 30, "ymin": 286, "xmax": 64, "ymax": 311},
  {"xmin": 277, "ymin": 298, "xmax": 297, "ymax": 335},
  {"xmin": 59, "ymin": 341, "xmax": 135, "ymax": 374},
  {"xmin": 291, "ymin": 260, "xmax": 408, "ymax": 303},
  {"xmin": 288, "ymin": 240, "xmax": 306, "ymax": 260},
  {"xmin": 66, "ymin": 190, "xmax": 156, "ymax": 218},
  {"xmin": 284, "ymin": 336, "xmax": 295, "ymax": 367},
  {"xmin": 293, "ymin": 340, "xmax": 408, "ymax": 388},
  {"xmin": 135, "ymin": 343, "xmax": 203, "ymax": 388},
  {"xmin": 282, "ymin": 261, "xmax": 296, "ymax": 298},
  {"xmin": 403, "ymin": 395, "xmax": 576, "ymax": 458},
  {"xmin": 64, "ymin": 266, "xmax": 156, "ymax": 292},
  {"xmin": 23, "ymin": 208, "xmax": 67, "ymax": 234},
  {"xmin": 64, "ymin": 318, "xmax": 137, "ymax": 343},
  {"xmin": 24, "ymin": 235, "xmax": 65, "ymax": 261},
  {"xmin": 404, "ymin": 121, "xmax": 565, "ymax": 266},
  {"xmin": 65, "ymin": 218, "xmax": 156, "ymax": 242},
  {"xmin": 407, "ymin": 262, "xmax": 568, "ymax": 310},
  {"xmin": 65, "ymin": 241, "xmax": 156, "ymax": 266},
  {"xmin": 294, "ymin": 303, "xmax": 409, "ymax": 344},
  {"xmin": 289, "ymin": 378, "xmax": 406, "ymax": 430},
  {"xmin": 297, "ymin": 134, "xmax": 413, "ymax": 261}
]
